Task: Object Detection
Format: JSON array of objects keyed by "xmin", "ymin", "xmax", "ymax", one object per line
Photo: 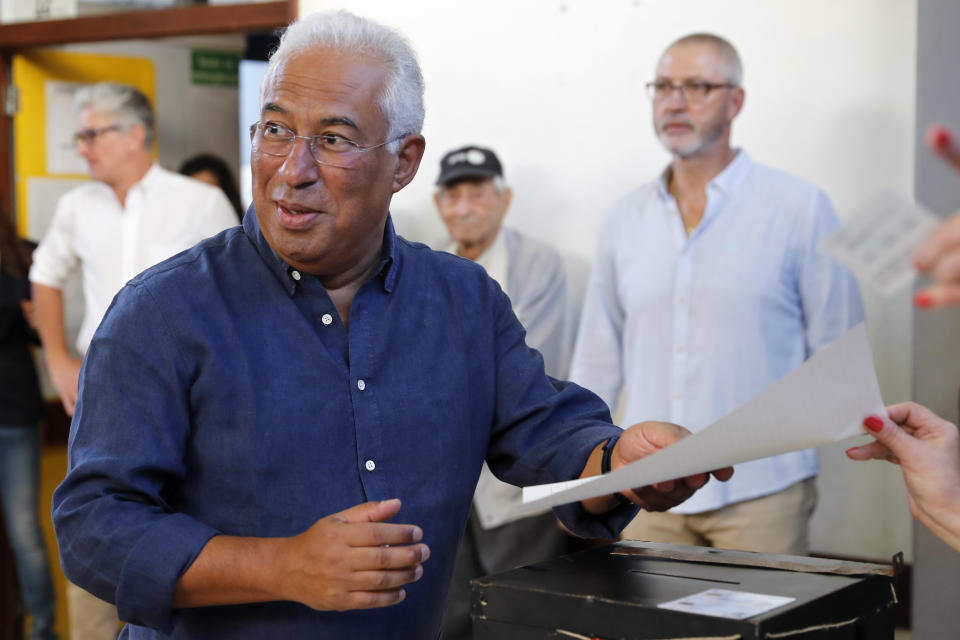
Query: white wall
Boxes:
[{"xmin": 293, "ymin": 0, "xmax": 919, "ymax": 561}]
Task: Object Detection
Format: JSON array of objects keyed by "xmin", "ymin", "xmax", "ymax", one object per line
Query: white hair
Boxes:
[
  {"xmin": 73, "ymin": 82, "xmax": 155, "ymax": 147},
  {"xmin": 264, "ymin": 10, "xmax": 425, "ymax": 152}
]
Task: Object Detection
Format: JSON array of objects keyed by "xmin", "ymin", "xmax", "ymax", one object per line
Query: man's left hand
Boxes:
[{"xmin": 604, "ymin": 421, "xmax": 733, "ymax": 512}]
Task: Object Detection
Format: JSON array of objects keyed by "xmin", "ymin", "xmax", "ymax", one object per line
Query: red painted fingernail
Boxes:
[
  {"xmin": 864, "ymin": 416, "xmax": 884, "ymax": 432},
  {"xmin": 928, "ymin": 124, "xmax": 954, "ymax": 151},
  {"xmin": 914, "ymin": 292, "xmax": 935, "ymax": 308}
]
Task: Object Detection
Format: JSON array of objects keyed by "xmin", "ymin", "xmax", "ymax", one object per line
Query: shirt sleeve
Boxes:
[
  {"xmin": 484, "ymin": 280, "xmax": 638, "ymax": 539},
  {"xmin": 52, "ymin": 281, "xmax": 220, "ymax": 633},
  {"xmin": 509, "ymin": 243, "xmax": 571, "ymax": 379},
  {"xmin": 798, "ymin": 190, "xmax": 866, "ymax": 355},
  {"xmin": 568, "ymin": 214, "xmax": 625, "ymax": 411},
  {"xmin": 28, "ymin": 193, "xmax": 81, "ymax": 289}
]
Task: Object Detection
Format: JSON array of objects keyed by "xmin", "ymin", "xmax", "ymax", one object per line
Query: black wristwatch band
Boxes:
[
  {"xmin": 601, "ymin": 434, "xmax": 620, "ymax": 474},
  {"xmin": 601, "ymin": 434, "xmax": 632, "ymax": 506}
]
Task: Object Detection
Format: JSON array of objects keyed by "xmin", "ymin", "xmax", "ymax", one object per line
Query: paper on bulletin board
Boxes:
[
  {"xmin": 45, "ymin": 80, "xmax": 88, "ymax": 176},
  {"xmin": 521, "ymin": 323, "xmax": 885, "ymax": 511}
]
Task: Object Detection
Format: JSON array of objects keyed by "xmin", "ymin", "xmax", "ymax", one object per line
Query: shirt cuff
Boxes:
[
  {"xmin": 553, "ymin": 498, "xmax": 639, "ymax": 540},
  {"xmin": 550, "ymin": 428, "xmax": 640, "ymax": 539},
  {"xmin": 116, "ymin": 513, "xmax": 220, "ymax": 632}
]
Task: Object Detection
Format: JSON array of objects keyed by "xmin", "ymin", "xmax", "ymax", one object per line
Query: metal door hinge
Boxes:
[{"xmin": 4, "ymin": 85, "xmax": 19, "ymax": 117}]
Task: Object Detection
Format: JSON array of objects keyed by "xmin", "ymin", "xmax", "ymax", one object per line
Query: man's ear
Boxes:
[
  {"xmin": 499, "ymin": 186, "xmax": 513, "ymax": 222},
  {"xmin": 128, "ymin": 123, "xmax": 148, "ymax": 151},
  {"xmin": 392, "ymin": 134, "xmax": 426, "ymax": 193},
  {"xmin": 728, "ymin": 87, "xmax": 745, "ymax": 121}
]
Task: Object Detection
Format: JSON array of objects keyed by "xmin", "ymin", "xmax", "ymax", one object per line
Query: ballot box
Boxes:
[{"xmin": 471, "ymin": 541, "xmax": 898, "ymax": 639}]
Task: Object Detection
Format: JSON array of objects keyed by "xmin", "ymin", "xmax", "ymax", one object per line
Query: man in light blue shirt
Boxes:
[{"xmin": 570, "ymin": 33, "xmax": 864, "ymax": 554}]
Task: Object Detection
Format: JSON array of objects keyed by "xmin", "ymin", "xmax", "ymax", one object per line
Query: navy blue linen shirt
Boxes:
[{"xmin": 52, "ymin": 210, "xmax": 635, "ymax": 639}]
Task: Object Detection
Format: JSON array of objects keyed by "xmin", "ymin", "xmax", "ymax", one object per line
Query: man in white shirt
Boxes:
[
  {"xmin": 30, "ymin": 82, "xmax": 236, "ymax": 640},
  {"xmin": 434, "ymin": 145, "xmax": 576, "ymax": 640},
  {"xmin": 570, "ymin": 35, "xmax": 864, "ymax": 554}
]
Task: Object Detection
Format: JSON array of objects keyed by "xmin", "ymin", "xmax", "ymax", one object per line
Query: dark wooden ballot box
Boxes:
[{"xmin": 471, "ymin": 541, "xmax": 898, "ymax": 639}]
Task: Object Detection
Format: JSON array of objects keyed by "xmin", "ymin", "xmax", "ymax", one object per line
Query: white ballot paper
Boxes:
[
  {"xmin": 520, "ymin": 322, "xmax": 884, "ymax": 511},
  {"xmin": 657, "ymin": 588, "xmax": 795, "ymax": 620},
  {"xmin": 823, "ymin": 190, "xmax": 938, "ymax": 296}
]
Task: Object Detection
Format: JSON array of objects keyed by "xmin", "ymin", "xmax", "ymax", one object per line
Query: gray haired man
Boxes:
[{"xmin": 31, "ymin": 82, "xmax": 236, "ymax": 640}]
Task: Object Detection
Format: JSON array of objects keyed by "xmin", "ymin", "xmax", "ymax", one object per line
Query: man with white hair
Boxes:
[
  {"xmin": 51, "ymin": 12, "xmax": 731, "ymax": 639},
  {"xmin": 30, "ymin": 82, "xmax": 236, "ymax": 640},
  {"xmin": 571, "ymin": 34, "xmax": 863, "ymax": 554}
]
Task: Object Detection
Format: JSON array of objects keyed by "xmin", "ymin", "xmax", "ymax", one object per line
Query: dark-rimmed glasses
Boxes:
[
  {"xmin": 645, "ymin": 80, "xmax": 738, "ymax": 103},
  {"xmin": 250, "ymin": 122, "xmax": 406, "ymax": 169},
  {"xmin": 73, "ymin": 125, "xmax": 120, "ymax": 147}
]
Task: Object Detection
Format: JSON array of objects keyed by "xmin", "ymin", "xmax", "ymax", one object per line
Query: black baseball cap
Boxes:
[{"xmin": 436, "ymin": 145, "xmax": 503, "ymax": 186}]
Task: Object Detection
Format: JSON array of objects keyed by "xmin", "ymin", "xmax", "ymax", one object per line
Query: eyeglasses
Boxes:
[
  {"xmin": 73, "ymin": 125, "xmax": 120, "ymax": 147},
  {"xmin": 645, "ymin": 80, "xmax": 738, "ymax": 103},
  {"xmin": 250, "ymin": 122, "xmax": 405, "ymax": 169}
]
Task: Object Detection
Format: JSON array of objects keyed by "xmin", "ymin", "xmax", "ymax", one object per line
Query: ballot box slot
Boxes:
[{"xmin": 628, "ymin": 568, "xmax": 741, "ymax": 585}]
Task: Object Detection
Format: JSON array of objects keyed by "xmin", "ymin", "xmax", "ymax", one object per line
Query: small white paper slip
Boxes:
[
  {"xmin": 823, "ymin": 189, "xmax": 939, "ymax": 296},
  {"xmin": 657, "ymin": 588, "xmax": 795, "ymax": 620}
]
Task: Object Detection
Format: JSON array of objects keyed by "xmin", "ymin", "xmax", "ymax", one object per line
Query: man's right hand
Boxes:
[
  {"xmin": 173, "ymin": 498, "xmax": 430, "ymax": 612},
  {"xmin": 48, "ymin": 354, "xmax": 82, "ymax": 415},
  {"xmin": 274, "ymin": 499, "xmax": 430, "ymax": 611}
]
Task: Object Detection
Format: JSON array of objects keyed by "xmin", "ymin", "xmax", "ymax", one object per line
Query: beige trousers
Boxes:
[
  {"xmin": 67, "ymin": 581, "xmax": 119, "ymax": 640},
  {"xmin": 620, "ymin": 477, "xmax": 818, "ymax": 555}
]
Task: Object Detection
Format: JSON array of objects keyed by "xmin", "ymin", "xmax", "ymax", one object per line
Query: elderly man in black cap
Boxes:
[{"xmin": 434, "ymin": 145, "xmax": 576, "ymax": 640}]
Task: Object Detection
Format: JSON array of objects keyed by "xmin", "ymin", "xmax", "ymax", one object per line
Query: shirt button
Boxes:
[
  {"xmin": 321, "ymin": 313, "xmax": 333, "ymax": 326},
  {"xmin": 290, "ymin": 269, "xmax": 301, "ymax": 281},
  {"xmin": 677, "ymin": 297, "xmax": 685, "ymax": 305},
  {"xmin": 357, "ymin": 379, "xmax": 366, "ymax": 391},
  {"xmin": 365, "ymin": 460, "xmax": 376, "ymax": 471},
  {"xmin": 676, "ymin": 345, "xmax": 684, "ymax": 353},
  {"xmin": 674, "ymin": 394, "xmax": 682, "ymax": 400}
]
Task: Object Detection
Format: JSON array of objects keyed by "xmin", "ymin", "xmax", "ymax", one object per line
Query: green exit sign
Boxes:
[{"xmin": 191, "ymin": 49, "xmax": 240, "ymax": 87}]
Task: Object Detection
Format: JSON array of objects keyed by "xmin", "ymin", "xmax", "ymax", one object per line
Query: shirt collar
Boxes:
[
  {"xmin": 242, "ymin": 205, "xmax": 399, "ymax": 297},
  {"xmin": 710, "ymin": 149, "xmax": 752, "ymax": 194},
  {"xmin": 126, "ymin": 163, "xmax": 161, "ymax": 195},
  {"xmin": 656, "ymin": 149, "xmax": 753, "ymax": 198}
]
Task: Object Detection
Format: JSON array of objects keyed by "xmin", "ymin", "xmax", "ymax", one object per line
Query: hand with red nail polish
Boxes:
[
  {"xmin": 846, "ymin": 402, "xmax": 960, "ymax": 551},
  {"xmin": 913, "ymin": 123, "xmax": 960, "ymax": 309}
]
